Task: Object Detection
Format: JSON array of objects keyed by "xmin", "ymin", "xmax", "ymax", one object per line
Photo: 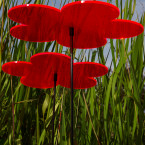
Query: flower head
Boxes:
[
  {"xmin": 8, "ymin": 1, "xmax": 144, "ymax": 48},
  {"xmin": 2, "ymin": 53, "xmax": 108, "ymax": 89}
]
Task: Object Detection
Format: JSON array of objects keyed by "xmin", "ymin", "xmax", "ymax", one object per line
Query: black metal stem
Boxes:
[
  {"xmin": 70, "ymin": 27, "xmax": 74, "ymax": 145},
  {"xmin": 52, "ymin": 73, "xmax": 57, "ymax": 145}
]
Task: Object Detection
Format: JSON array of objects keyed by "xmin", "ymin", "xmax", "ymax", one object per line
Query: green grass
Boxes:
[{"xmin": 0, "ymin": 0, "xmax": 145, "ymax": 144}]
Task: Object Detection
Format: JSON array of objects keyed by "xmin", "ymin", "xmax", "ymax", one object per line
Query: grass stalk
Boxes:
[
  {"xmin": 10, "ymin": 76, "xmax": 15, "ymax": 145},
  {"xmin": 83, "ymin": 92, "xmax": 100, "ymax": 145},
  {"xmin": 0, "ymin": 0, "xmax": 5, "ymax": 89}
]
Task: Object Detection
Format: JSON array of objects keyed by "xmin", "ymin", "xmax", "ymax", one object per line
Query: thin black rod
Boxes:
[
  {"xmin": 52, "ymin": 73, "xmax": 57, "ymax": 145},
  {"xmin": 70, "ymin": 27, "xmax": 74, "ymax": 145}
]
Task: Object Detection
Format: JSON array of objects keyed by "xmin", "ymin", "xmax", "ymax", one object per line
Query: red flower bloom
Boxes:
[
  {"xmin": 2, "ymin": 53, "xmax": 108, "ymax": 89},
  {"xmin": 8, "ymin": 1, "xmax": 144, "ymax": 48}
]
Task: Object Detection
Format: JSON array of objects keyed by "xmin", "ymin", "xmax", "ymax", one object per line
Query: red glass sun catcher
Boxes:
[
  {"xmin": 8, "ymin": 1, "xmax": 144, "ymax": 48},
  {"xmin": 6, "ymin": 2, "xmax": 144, "ymax": 145},
  {"xmin": 2, "ymin": 53, "xmax": 108, "ymax": 89}
]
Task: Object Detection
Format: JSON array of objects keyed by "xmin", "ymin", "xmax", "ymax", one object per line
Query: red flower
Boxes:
[
  {"xmin": 8, "ymin": 1, "xmax": 144, "ymax": 48},
  {"xmin": 2, "ymin": 53, "xmax": 108, "ymax": 89}
]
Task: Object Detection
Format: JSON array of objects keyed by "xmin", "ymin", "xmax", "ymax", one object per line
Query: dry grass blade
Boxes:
[{"xmin": 82, "ymin": 92, "xmax": 100, "ymax": 145}]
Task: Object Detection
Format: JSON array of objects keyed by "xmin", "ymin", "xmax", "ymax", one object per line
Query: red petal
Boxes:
[
  {"xmin": 10, "ymin": 25, "xmax": 56, "ymax": 42},
  {"xmin": 8, "ymin": 4, "xmax": 60, "ymax": 25},
  {"xmin": 74, "ymin": 62, "xmax": 108, "ymax": 77},
  {"xmin": 2, "ymin": 61, "xmax": 31, "ymax": 77},
  {"xmin": 105, "ymin": 19, "xmax": 144, "ymax": 39}
]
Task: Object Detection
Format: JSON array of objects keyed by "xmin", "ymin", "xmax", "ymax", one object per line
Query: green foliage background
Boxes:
[{"xmin": 0, "ymin": 0, "xmax": 145, "ymax": 144}]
